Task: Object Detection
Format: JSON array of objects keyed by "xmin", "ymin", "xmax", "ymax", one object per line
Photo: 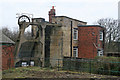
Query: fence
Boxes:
[
  {"xmin": 61, "ymin": 58, "xmax": 120, "ymax": 76},
  {"xmin": 2, "ymin": 57, "xmax": 120, "ymax": 76}
]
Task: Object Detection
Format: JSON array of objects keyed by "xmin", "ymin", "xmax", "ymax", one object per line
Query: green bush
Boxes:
[{"xmin": 93, "ymin": 56, "xmax": 120, "ymax": 75}]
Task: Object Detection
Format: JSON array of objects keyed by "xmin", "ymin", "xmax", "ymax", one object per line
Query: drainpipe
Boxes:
[{"xmin": 70, "ymin": 21, "xmax": 72, "ymax": 57}]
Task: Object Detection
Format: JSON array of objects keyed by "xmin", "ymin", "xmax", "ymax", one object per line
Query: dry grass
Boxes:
[{"xmin": 2, "ymin": 66, "xmax": 119, "ymax": 79}]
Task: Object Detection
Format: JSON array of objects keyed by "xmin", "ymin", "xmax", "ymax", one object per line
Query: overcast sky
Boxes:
[{"xmin": 0, "ymin": 0, "xmax": 119, "ymax": 31}]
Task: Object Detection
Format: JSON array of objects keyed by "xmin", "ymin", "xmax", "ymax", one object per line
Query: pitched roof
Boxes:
[
  {"xmin": 0, "ymin": 31, "xmax": 15, "ymax": 44},
  {"xmin": 78, "ymin": 25, "xmax": 104, "ymax": 28},
  {"xmin": 54, "ymin": 16, "xmax": 87, "ymax": 24}
]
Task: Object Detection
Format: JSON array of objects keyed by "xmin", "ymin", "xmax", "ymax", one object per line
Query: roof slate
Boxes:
[
  {"xmin": 0, "ymin": 31, "xmax": 15, "ymax": 44},
  {"xmin": 54, "ymin": 16, "xmax": 87, "ymax": 24},
  {"xmin": 78, "ymin": 25, "xmax": 104, "ymax": 28}
]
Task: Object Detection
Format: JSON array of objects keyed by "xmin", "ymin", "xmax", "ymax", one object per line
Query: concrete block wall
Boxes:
[
  {"xmin": 49, "ymin": 16, "xmax": 87, "ymax": 66},
  {"xmin": 49, "ymin": 26, "xmax": 63, "ymax": 67}
]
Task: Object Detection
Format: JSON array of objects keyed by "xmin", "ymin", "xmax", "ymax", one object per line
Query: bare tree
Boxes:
[
  {"xmin": 2, "ymin": 27, "xmax": 19, "ymax": 42},
  {"xmin": 1, "ymin": 27, "xmax": 32, "ymax": 41},
  {"xmin": 24, "ymin": 31, "xmax": 32, "ymax": 39},
  {"xmin": 96, "ymin": 18, "xmax": 120, "ymax": 52},
  {"xmin": 97, "ymin": 18, "xmax": 119, "ymax": 42}
]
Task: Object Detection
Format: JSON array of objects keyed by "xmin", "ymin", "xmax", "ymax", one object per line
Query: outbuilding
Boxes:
[{"xmin": 1, "ymin": 33, "xmax": 15, "ymax": 70}]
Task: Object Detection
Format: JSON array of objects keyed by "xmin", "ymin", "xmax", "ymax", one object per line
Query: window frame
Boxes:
[
  {"xmin": 22, "ymin": 62, "xmax": 27, "ymax": 67},
  {"xmin": 99, "ymin": 31, "xmax": 103, "ymax": 41},
  {"xmin": 97, "ymin": 49, "xmax": 103, "ymax": 56},
  {"xmin": 73, "ymin": 28, "xmax": 78, "ymax": 40},
  {"xmin": 73, "ymin": 47, "xmax": 78, "ymax": 57},
  {"xmin": 30, "ymin": 61, "xmax": 34, "ymax": 66}
]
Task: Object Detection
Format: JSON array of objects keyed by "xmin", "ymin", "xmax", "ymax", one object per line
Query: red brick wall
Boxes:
[
  {"xmin": 78, "ymin": 26, "xmax": 104, "ymax": 59},
  {"xmin": 49, "ymin": 6, "xmax": 56, "ymax": 23},
  {"xmin": 2, "ymin": 44, "xmax": 14, "ymax": 70}
]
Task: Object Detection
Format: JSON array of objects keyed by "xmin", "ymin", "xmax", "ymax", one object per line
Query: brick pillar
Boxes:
[{"xmin": 48, "ymin": 6, "xmax": 56, "ymax": 23}]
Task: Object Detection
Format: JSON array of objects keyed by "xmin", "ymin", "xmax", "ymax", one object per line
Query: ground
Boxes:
[{"xmin": 2, "ymin": 66, "xmax": 120, "ymax": 79}]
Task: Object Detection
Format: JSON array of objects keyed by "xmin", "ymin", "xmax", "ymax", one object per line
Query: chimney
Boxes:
[{"xmin": 49, "ymin": 6, "xmax": 56, "ymax": 23}]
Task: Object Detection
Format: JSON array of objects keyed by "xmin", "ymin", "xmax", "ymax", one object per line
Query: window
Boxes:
[
  {"xmin": 73, "ymin": 28, "xmax": 78, "ymax": 40},
  {"xmin": 30, "ymin": 61, "xmax": 34, "ymax": 66},
  {"xmin": 99, "ymin": 31, "xmax": 103, "ymax": 41},
  {"xmin": 73, "ymin": 47, "xmax": 78, "ymax": 57},
  {"xmin": 97, "ymin": 50, "xmax": 103, "ymax": 56},
  {"xmin": 22, "ymin": 62, "xmax": 27, "ymax": 67}
]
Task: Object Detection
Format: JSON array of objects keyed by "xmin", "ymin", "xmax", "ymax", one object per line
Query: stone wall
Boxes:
[{"xmin": 49, "ymin": 16, "xmax": 86, "ymax": 67}]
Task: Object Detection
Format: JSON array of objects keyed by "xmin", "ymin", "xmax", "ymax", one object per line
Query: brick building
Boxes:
[
  {"xmin": 78, "ymin": 25, "xmax": 105, "ymax": 59},
  {"xmin": 16, "ymin": 6, "xmax": 105, "ymax": 67},
  {"xmin": 1, "ymin": 33, "xmax": 15, "ymax": 70},
  {"xmin": 48, "ymin": 7, "xmax": 87, "ymax": 66},
  {"xmin": 45, "ymin": 6, "xmax": 105, "ymax": 66}
]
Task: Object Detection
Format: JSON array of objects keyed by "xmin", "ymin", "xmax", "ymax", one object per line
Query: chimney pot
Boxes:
[{"xmin": 52, "ymin": 6, "xmax": 54, "ymax": 9}]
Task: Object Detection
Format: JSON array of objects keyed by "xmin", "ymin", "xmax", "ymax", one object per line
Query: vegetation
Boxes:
[
  {"xmin": 94, "ymin": 56, "xmax": 120, "ymax": 75},
  {"xmin": 96, "ymin": 18, "xmax": 120, "ymax": 52},
  {"xmin": 2, "ymin": 27, "xmax": 19, "ymax": 42},
  {"xmin": 63, "ymin": 57, "xmax": 120, "ymax": 76},
  {"xmin": 1, "ymin": 27, "xmax": 32, "ymax": 42},
  {"xmin": 2, "ymin": 66, "xmax": 119, "ymax": 79}
]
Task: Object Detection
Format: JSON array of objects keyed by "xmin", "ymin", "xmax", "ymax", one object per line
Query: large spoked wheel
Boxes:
[{"xmin": 18, "ymin": 15, "xmax": 30, "ymax": 24}]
